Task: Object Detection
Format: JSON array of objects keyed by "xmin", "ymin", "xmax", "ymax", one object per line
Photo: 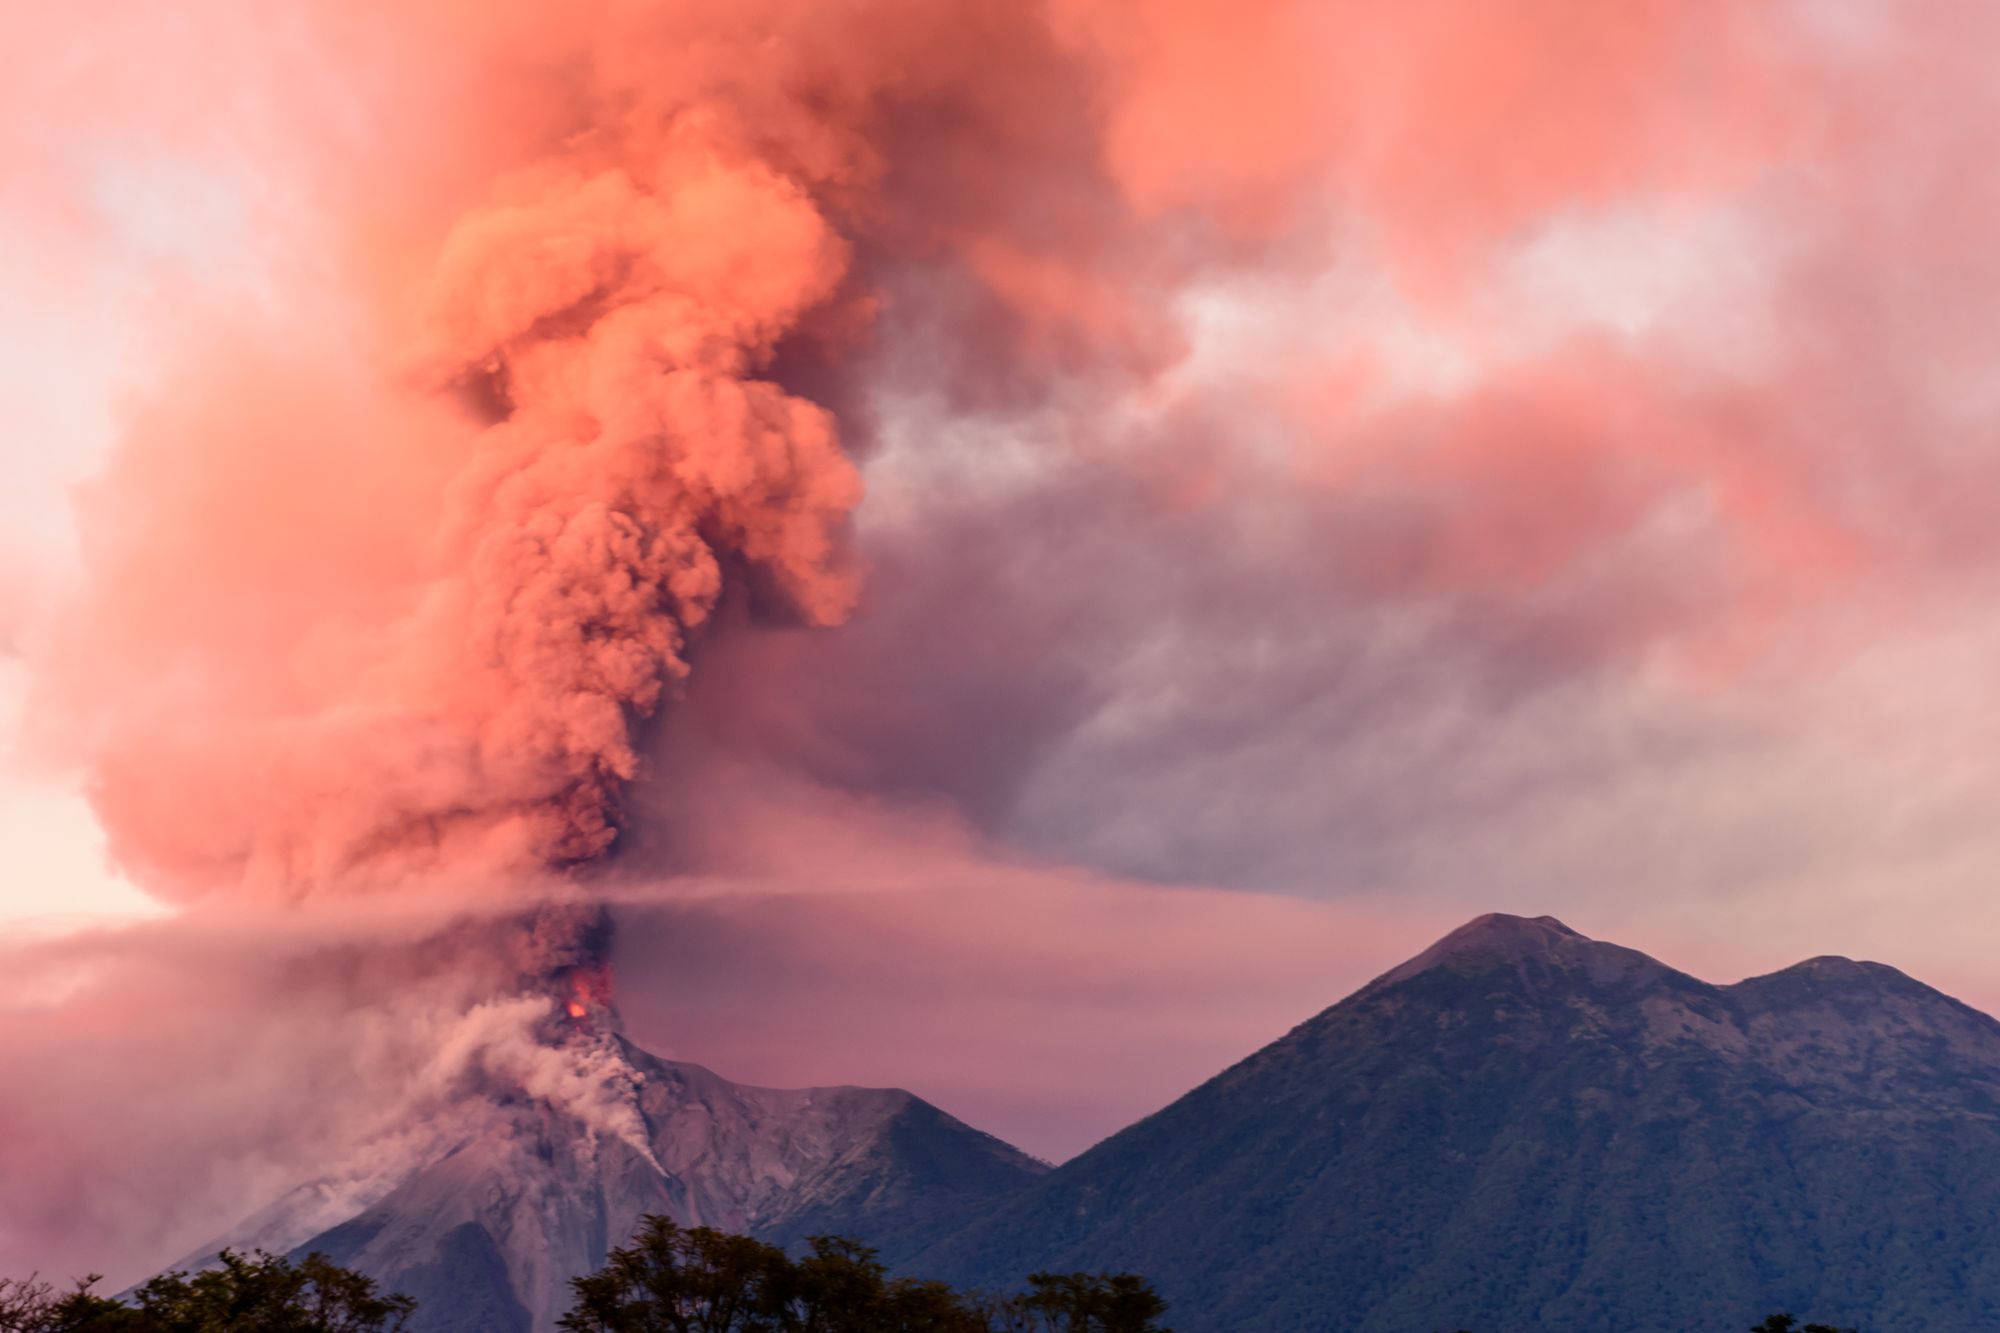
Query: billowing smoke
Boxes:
[
  {"xmin": 27, "ymin": 0, "xmax": 1798, "ymax": 905},
  {"xmin": 33, "ymin": 0, "xmax": 1101, "ymax": 904},
  {"xmin": 47, "ymin": 38, "xmax": 877, "ymax": 899},
  {"xmin": 279, "ymin": 137, "xmax": 863, "ymax": 891}
]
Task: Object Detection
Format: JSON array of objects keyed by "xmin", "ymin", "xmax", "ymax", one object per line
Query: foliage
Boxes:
[
  {"xmin": 0, "ymin": 1251, "xmax": 413, "ymax": 1333},
  {"xmin": 556, "ymin": 1216, "xmax": 1168, "ymax": 1333},
  {"xmin": 992, "ymin": 1273, "xmax": 1171, "ymax": 1333},
  {"xmin": 0, "ymin": 1233, "xmax": 1869, "ymax": 1333}
]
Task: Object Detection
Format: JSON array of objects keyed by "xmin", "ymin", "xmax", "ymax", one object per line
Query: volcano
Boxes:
[
  {"xmin": 185, "ymin": 1027, "xmax": 1043, "ymax": 1333},
  {"xmin": 165, "ymin": 903, "xmax": 1044, "ymax": 1333}
]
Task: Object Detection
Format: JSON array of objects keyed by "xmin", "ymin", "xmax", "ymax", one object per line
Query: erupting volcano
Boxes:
[
  {"xmin": 12, "ymin": 9, "xmax": 1109, "ymax": 1313},
  {"xmin": 156, "ymin": 901, "xmax": 1044, "ymax": 1333}
]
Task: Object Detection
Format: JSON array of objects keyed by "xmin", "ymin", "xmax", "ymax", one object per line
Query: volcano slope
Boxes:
[
  {"xmin": 908, "ymin": 914, "xmax": 2000, "ymax": 1333},
  {"xmin": 195, "ymin": 1034, "xmax": 1044, "ymax": 1333}
]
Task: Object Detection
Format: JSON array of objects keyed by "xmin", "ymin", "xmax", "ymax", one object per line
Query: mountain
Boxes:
[
  {"xmin": 199, "ymin": 1035, "xmax": 1044, "ymax": 1333},
  {"xmin": 908, "ymin": 914, "xmax": 2000, "ymax": 1332}
]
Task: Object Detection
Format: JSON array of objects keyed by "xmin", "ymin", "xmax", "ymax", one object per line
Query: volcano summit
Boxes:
[{"xmin": 191, "ymin": 1030, "xmax": 1043, "ymax": 1333}]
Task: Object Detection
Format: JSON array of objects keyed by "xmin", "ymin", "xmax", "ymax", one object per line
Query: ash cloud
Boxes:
[
  {"xmin": 610, "ymin": 0, "xmax": 2000, "ymax": 935},
  {"xmin": 22, "ymin": 0, "xmax": 1815, "ymax": 906}
]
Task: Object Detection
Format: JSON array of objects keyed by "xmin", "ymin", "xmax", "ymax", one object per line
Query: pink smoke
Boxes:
[{"xmin": 19, "ymin": 0, "xmax": 1852, "ymax": 906}]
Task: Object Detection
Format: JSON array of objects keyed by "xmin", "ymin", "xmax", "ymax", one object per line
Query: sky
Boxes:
[{"xmin": 6, "ymin": 0, "xmax": 2000, "ymax": 1282}]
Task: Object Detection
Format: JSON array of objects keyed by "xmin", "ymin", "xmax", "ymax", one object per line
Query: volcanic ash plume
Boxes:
[
  {"xmin": 58, "ymin": 106, "xmax": 863, "ymax": 903},
  {"xmin": 366, "ymin": 133, "xmax": 862, "ymax": 886},
  {"xmin": 39, "ymin": 0, "xmax": 1807, "ymax": 906}
]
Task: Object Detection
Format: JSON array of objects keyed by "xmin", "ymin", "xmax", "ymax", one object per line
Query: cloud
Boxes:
[
  {"xmin": 602, "ymin": 0, "xmax": 2000, "ymax": 943},
  {"xmin": 11, "ymin": 0, "xmax": 1866, "ymax": 910}
]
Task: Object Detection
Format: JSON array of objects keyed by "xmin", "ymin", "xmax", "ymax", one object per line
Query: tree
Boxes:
[
  {"xmin": 557, "ymin": 1216, "xmax": 794, "ymax": 1333},
  {"xmin": 789, "ymin": 1236, "xmax": 987, "ymax": 1333},
  {"xmin": 0, "ymin": 1277, "xmax": 62, "ymax": 1333},
  {"xmin": 3, "ymin": 1274, "xmax": 163, "ymax": 1333},
  {"xmin": 0, "ymin": 1252, "xmax": 413, "ymax": 1333},
  {"xmin": 15, "ymin": 1280, "xmax": 156, "ymax": 1333},
  {"xmin": 0, "ymin": 1278, "xmax": 53, "ymax": 1332},
  {"xmin": 1752, "ymin": 1315, "xmax": 1858, "ymax": 1333},
  {"xmin": 556, "ymin": 1216, "xmax": 1167, "ymax": 1333},
  {"xmin": 995, "ymin": 1273, "xmax": 1170, "ymax": 1333}
]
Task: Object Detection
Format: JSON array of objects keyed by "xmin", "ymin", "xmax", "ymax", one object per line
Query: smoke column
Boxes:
[{"xmin": 50, "ymin": 26, "xmax": 878, "ymax": 900}]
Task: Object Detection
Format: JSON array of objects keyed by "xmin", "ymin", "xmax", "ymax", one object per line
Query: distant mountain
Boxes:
[
  {"xmin": 200, "ymin": 1036, "xmax": 1044, "ymax": 1333},
  {"xmin": 909, "ymin": 913, "xmax": 2000, "ymax": 1332}
]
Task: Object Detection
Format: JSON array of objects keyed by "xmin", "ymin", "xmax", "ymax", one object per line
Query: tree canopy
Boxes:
[
  {"xmin": 557, "ymin": 1216, "xmax": 1168, "ymax": 1333},
  {"xmin": 0, "ymin": 1251, "xmax": 414, "ymax": 1333},
  {"xmin": 9, "ymin": 1221, "xmax": 1862, "ymax": 1332}
]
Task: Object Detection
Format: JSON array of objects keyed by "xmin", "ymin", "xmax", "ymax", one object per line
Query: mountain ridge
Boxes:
[
  {"xmin": 189, "ymin": 913, "xmax": 2000, "ymax": 1332},
  {"xmin": 906, "ymin": 913, "xmax": 2000, "ymax": 1332}
]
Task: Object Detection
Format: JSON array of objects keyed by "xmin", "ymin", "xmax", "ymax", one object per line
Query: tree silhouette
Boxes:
[
  {"xmin": 1752, "ymin": 1315, "xmax": 1858, "ymax": 1333},
  {"xmin": 8, "ymin": 1221, "xmax": 1170, "ymax": 1333},
  {"xmin": 555, "ymin": 1216, "xmax": 1166, "ymax": 1333},
  {"xmin": 556, "ymin": 1216, "xmax": 794, "ymax": 1332},
  {"xmin": 1001, "ymin": 1272, "xmax": 1170, "ymax": 1333},
  {"xmin": 0, "ymin": 1251, "xmax": 413, "ymax": 1333}
]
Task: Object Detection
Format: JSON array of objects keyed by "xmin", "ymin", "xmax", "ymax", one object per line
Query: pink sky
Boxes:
[{"xmin": 8, "ymin": 0, "xmax": 2000, "ymax": 1285}]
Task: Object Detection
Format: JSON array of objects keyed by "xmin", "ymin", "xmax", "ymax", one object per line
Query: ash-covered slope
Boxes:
[
  {"xmin": 265, "ymin": 1036, "xmax": 1043, "ymax": 1333},
  {"xmin": 910, "ymin": 914, "xmax": 2000, "ymax": 1333}
]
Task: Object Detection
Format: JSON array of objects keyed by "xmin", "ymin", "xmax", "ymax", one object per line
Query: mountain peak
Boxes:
[
  {"xmin": 1732, "ymin": 954, "xmax": 1916, "ymax": 992},
  {"xmin": 1439, "ymin": 912, "xmax": 1582, "ymax": 949},
  {"xmin": 1371, "ymin": 913, "xmax": 1577, "ymax": 982},
  {"xmin": 1729, "ymin": 953, "xmax": 1958, "ymax": 1009},
  {"xmin": 1365, "ymin": 912, "xmax": 1670, "ymax": 993}
]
